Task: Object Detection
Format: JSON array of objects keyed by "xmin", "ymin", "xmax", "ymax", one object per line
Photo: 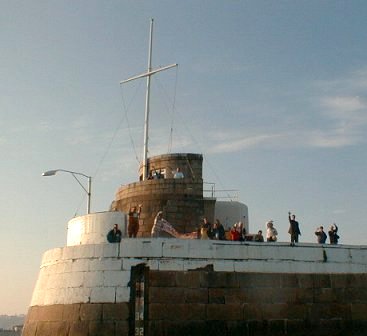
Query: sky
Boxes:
[{"xmin": 1, "ymin": 1, "xmax": 367, "ymax": 315}]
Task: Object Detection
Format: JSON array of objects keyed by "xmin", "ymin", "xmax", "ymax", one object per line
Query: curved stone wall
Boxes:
[{"xmin": 22, "ymin": 239, "xmax": 367, "ymax": 336}]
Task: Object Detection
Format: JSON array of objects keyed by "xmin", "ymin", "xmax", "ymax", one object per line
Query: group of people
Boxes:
[
  {"xmin": 107, "ymin": 204, "xmax": 142, "ymax": 243},
  {"xmin": 315, "ymin": 223, "xmax": 339, "ymax": 244},
  {"xmin": 262, "ymin": 212, "xmax": 340, "ymax": 245},
  {"xmin": 107, "ymin": 207, "xmax": 341, "ymax": 245},
  {"xmin": 200, "ymin": 217, "xmax": 226, "ymax": 240},
  {"xmin": 261, "ymin": 212, "xmax": 300, "ymax": 245}
]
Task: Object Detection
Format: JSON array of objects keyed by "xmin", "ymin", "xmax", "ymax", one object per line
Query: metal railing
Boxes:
[{"xmin": 203, "ymin": 182, "xmax": 239, "ymax": 200}]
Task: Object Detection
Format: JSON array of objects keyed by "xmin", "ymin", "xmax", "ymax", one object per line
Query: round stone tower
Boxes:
[{"xmin": 111, "ymin": 153, "xmax": 216, "ymax": 236}]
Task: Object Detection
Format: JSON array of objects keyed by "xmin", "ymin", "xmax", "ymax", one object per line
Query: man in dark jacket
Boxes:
[
  {"xmin": 107, "ymin": 224, "xmax": 122, "ymax": 243},
  {"xmin": 288, "ymin": 212, "xmax": 301, "ymax": 246},
  {"xmin": 315, "ymin": 226, "xmax": 327, "ymax": 244}
]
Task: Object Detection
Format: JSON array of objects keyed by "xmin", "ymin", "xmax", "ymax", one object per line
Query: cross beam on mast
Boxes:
[{"xmin": 120, "ymin": 18, "xmax": 178, "ymax": 181}]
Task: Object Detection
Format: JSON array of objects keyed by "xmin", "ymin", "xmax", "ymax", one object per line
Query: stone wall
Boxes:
[
  {"xmin": 147, "ymin": 269, "xmax": 367, "ymax": 336},
  {"xmin": 22, "ymin": 239, "xmax": 367, "ymax": 335},
  {"xmin": 22, "ymin": 303, "xmax": 129, "ymax": 336},
  {"xmin": 23, "ymin": 270, "xmax": 367, "ymax": 336}
]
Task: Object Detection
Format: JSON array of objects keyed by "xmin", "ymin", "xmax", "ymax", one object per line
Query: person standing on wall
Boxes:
[
  {"xmin": 128, "ymin": 204, "xmax": 142, "ymax": 238},
  {"xmin": 266, "ymin": 220, "xmax": 278, "ymax": 242},
  {"xmin": 288, "ymin": 212, "xmax": 301, "ymax": 246},
  {"xmin": 315, "ymin": 226, "xmax": 327, "ymax": 244},
  {"xmin": 328, "ymin": 223, "xmax": 340, "ymax": 244},
  {"xmin": 107, "ymin": 224, "xmax": 122, "ymax": 243},
  {"xmin": 200, "ymin": 217, "xmax": 211, "ymax": 240}
]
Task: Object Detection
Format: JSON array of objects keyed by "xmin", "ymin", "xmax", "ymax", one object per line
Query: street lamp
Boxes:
[{"xmin": 42, "ymin": 169, "xmax": 92, "ymax": 214}]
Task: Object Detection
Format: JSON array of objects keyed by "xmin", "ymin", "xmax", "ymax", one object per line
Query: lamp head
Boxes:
[{"xmin": 42, "ymin": 170, "xmax": 58, "ymax": 176}]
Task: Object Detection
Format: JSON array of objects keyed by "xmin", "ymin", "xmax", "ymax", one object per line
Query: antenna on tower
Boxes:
[{"xmin": 120, "ymin": 18, "xmax": 178, "ymax": 180}]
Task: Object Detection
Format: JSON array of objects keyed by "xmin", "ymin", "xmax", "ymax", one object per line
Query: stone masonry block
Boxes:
[
  {"xmin": 68, "ymin": 320, "xmax": 90, "ymax": 336},
  {"xmin": 175, "ymin": 271, "xmax": 201, "ymax": 288},
  {"xmin": 89, "ymin": 258, "xmax": 122, "ymax": 271},
  {"xmin": 103, "ymin": 270, "xmax": 130, "ymax": 287},
  {"xmin": 162, "ymin": 240, "xmax": 189, "ymax": 258},
  {"xmin": 24, "ymin": 306, "xmax": 40, "ymax": 322},
  {"xmin": 208, "ymin": 288, "xmax": 225, "ymax": 304},
  {"xmin": 67, "ymin": 271, "xmax": 85, "ymax": 288},
  {"xmin": 260, "ymin": 303, "xmax": 288, "ymax": 319},
  {"xmin": 83, "ymin": 271, "xmax": 104, "ymax": 288},
  {"xmin": 295, "ymin": 287, "xmax": 314, "ymax": 304},
  {"xmin": 183, "ymin": 259, "xmax": 215, "ymax": 271},
  {"xmin": 74, "ymin": 245, "xmax": 96, "ymax": 259},
  {"xmin": 101, "ymin": 243, "xmax": 121, "ymax": 258},
  {"xmin": 149, "ymin": 287, "xmax": 185, "ymax": 304},
  {"xmin": 88, "ymin": 321, "xmax": 115, "ymax": 336},
  {"xmin": 348, "ymin": 273, "xmax": 367, "ymax": 288},
  {"xmin": 350, "ymin": 249, "xmax": 367, "ymax": 264},
  {"xmin": 184, "ymin": 288, "xmax": 208, "ymax": 304},
  {"xmin": 238, "ymin": 287, "xmax": 276, "ymax": 304},
  {"xmin": 351, "ymin": 303, "xmax": 367, "ymax": 320},
  {"xmin": 115, "ymin": 321, "xmax": 130, "ymax": 335},
  {"xmin": 280, "ymin": 273, "xmax": 299, "ymax": 288},
  {"xmin": 62, "ymin": 303, "xmax": 81, "ymax": 322},
  {"xmin": 36, "ymin": 321, "xmax": 69, "ymax": 336},
  {"xmin": 329, "ymin": 303, "xmax": 352, "ymax": 320},
  {"xmin": 71, "ymin": 259, "xmax": 89, "ymax": 272},
  {"xmin": 116, "ymin": 286, "xmax": 130, "ymax": 302},
  {"xmin": 210, "ymin": 243, "xmax": 246, "ymax": 260},
  {"xmin": 297, "ymin": 274, "xmax": 314, "ymax": 288},
  {"xmin": 149, "ymin": 271, "xmax": 177, "ymax": 287},
  {"xmin": 330, "ymin": 274, "xmax": 349, "ymax": 288},
  {"xmin": 37, "ymin": 304, "xmax": 64, "ymax": 322},
  {"xmin": 20, "ymin": 320, "xmax": 37, "ymax": 336},
  {"xmin": 179, "ymin": 304, "xmax": 207, "ymax": 321},
  {"xmin": 80, "ymin": 303, "xmax": 103, "ymax": 321},
  {"xmin": 103, "ymin": 302, "xmax": 129, "ymax": 321},
  {"xmin": 158, "ymin": 258, "xmax": 184, "ymax": 271},
  {"xmin": 30, "ymin": 289, "xmax": 45, "ymax": 306},
  {"xmin": 206, "ymin": 303, "xmax": 242, "ymax": 321},
  {"xmin": 345, "ymin": 287, "xmax": 367, "ymax": 303},
  {"xmin": 63, "ymin": 287, "xmax": 91, "ymax": 305},
  {"xmin": 119, "ymin": 239, "xmax": 162, "ymax": 258},
  {"xmin": 41, "ymin": 247, "xmax": 63, "ymax": 264},
  {"xmin": 213, "ymin": 260, "xmax": 235, "ymax": 272},
  {"xmin": 62, "ymin": 246, "xmax": 79, "ymax": 261},
  {"xmin": 121, "ymin": 258, "xmax": 147, "ymax": 271},
  {"xmin": 326, "ymin": 248, "xmax": 352, "ymax": 263},
  {"xmin": 274, "ymin": 287, "xmax": 298, "ymax": 304},
  {"xmin": 206, "ymin": 271, "xmax": 239, "ymax": 288},
  {"xmin": 286, "ymin": 303, "xmax": 308, "ymax": 319},
  {"xmin": 243, "ymin": 303, "xmax": 263, "ymax": 320},
  {"xmin": 313, "ymin": 288, "xmax": 338, "ymax": 303},
  {"xmin": 238, "ymin": 273, "xmax": 280, "ymax": 288},
  {"xmin": 90, "ymin": 287, "xmax": 116, "ymax": 303},
  {"xmin": 313, "ymin": 274, "xmax": 331, "ymax": 288},
  {"xmin": 307, "ymin": 303, "xmax": 332, "ymax": 322},
  {"xmin": 148, "ymin": 303, "xmax": 166, "ymax": 320}
]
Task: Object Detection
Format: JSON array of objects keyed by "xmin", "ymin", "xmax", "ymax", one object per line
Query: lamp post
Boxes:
[{"xmin": 42, "ymin": 169, "xmax": 92, "ymax": 214}]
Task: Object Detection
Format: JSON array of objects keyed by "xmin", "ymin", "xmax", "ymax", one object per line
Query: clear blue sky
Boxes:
[{"xmin": 1, "ymin": 1, "xmax": 367, "ymax": 315}]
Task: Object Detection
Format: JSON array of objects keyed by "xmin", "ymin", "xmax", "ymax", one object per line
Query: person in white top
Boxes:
[
  {"xmin": 266, "ymin": 220, "xmax": 278, "ymax": 242},
  {"xmin": 173, "ymin": 167, "xmax": 184, "ymax": 179}
]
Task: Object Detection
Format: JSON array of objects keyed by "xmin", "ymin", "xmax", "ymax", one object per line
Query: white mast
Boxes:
[{"xmin": 120, "ymin": 18, "xmax": 178, "ymax": 180}]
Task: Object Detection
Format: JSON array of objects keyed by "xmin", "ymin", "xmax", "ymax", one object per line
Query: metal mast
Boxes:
[{"xmin": 120, "ymin": 18, "xmax": 178, "ymax": 180}]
